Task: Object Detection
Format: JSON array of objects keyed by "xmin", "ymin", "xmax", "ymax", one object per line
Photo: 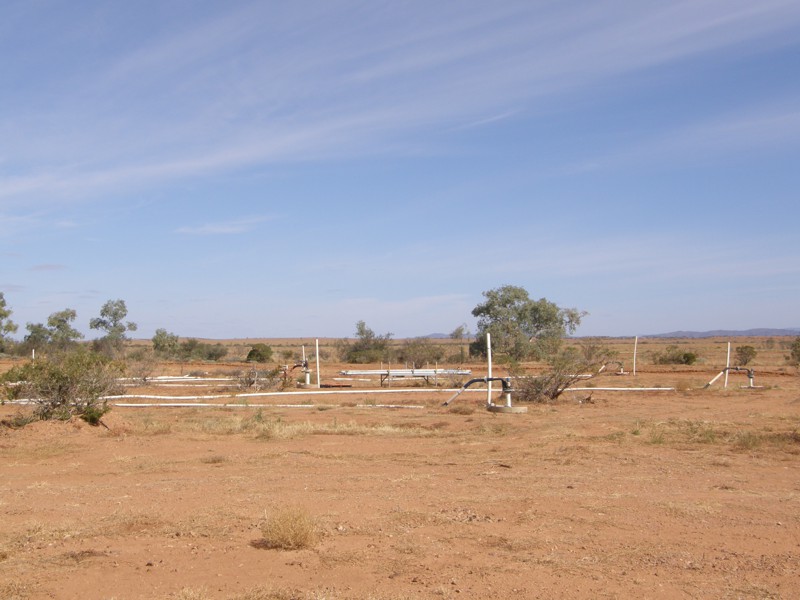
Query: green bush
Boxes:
[
  {"xmin": 178, "ymin": 339, "xmax": 228, "ymax": 362},
  {"xmin": 338, "ymin": 321, "xmax": 393, "ymax": 364},
  {"xmin": 246, "ymin": 344, "xmax": 273, "ymax": 363},
  {"xmin": 203, "ymin": 343, "xmax": 228, "ymax": 361},
  {"xmin": 653, "ymin": 345, "xmax": 698, "ymax": 365},
  {"xmin": 734, "ymin": 345, "xmax": 757, "ymax": 366},
  {"xmin": 1, "ymin": 350, "xmax": 123, "ymax": 425},
  {"xmin": 790, "ymin": 337, "xmax": 800, "ymax": 365},
  {"xmin": 152, "ymin": 328, "xmax": 179, "ymax": 357}
]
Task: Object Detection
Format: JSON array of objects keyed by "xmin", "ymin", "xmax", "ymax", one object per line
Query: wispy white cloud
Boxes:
[
  {"xmin": 29, "ymin": 264, "xmax": 67, "ymax": 272},
  {"xmin": 2, "ymin": 1, "xmax": 799, "ymax": 205},
  {"xmin": 175, "ymin": 216, "xmax": 272, "ymax": 235}
]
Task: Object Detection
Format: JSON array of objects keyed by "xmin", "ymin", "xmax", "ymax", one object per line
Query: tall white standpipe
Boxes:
[
  {"xmin": 724, "ymin": 342, "xmax": 731, "ymax": 388},
  {"xmin": 486, "ymin": 332, "xmax": 493, "ymax": 406},
  {"xmin": 633, "ymin": 336, "xmax": 638, "ymax": 376},
  {"xmin": 315, "ymin": 338, "xmax": 321, "ymax": 389}
]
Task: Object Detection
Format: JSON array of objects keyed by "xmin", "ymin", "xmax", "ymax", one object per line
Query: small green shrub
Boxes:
[
  {"xmin": 734, "ymin": 345, "xmax": 757, "ymax": 366},
  {"xmin": 246, "ymin": 344, "xmax": 273, "ymax": 363},
  {"xmin": 790, "ymin": 337, "xmax": 800, "ymax": 365},
  {"xmin": 80, "ymin": 402, "xmax": 110, "ymax": 426},
  {"xmin": 338, "ymin": 320, "xmax": 393, "ymax": 363},
  {"xmin": 653, "ymin": 345, "xmax": 698, "ymax": 365},
  {"xmin": 1, "ymin": 350, "xmax": 122, "ymax": 425},
  {"xmin": 177, "ymin": 339, "xmax": 228, "ymax": 362}
]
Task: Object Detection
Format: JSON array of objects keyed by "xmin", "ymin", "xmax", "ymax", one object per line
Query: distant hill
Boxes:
[{"xmin": 645, "ymin": 328, "xmax": 800, "ymax": 338}]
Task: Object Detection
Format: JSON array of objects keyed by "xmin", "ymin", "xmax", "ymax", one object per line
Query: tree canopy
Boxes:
[
  {"xmin": 47, "ymin": 309, "xmax": 84, "ymax": 349},
  {"xmin": 0, "ymin": 292, "xmax": 18, "ymax": 351},
  {"xmin": 470, "ymin": 285, "xmax": 584, "ymax": 361},
  {"xmin": 90, "ymin": 299, "xmax": 137, "ymax": 355}
]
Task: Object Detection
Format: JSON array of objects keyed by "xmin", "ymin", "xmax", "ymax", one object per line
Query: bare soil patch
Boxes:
[{"xmin": 1, "ymin": 343, "xmax": 799, "ymax": 599}]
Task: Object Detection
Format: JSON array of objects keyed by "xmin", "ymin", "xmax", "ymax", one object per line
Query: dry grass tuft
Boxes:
[
  {"xmin": 258, "ymin": 507, "xmax": 318, "ymax": 550},
  {"xmin": 0, "ymin": 582, "xmax": 30, "ymax": 600},
  {"xmin": 448, "ymin": 405, "xmax": 475, "ymax": 415},
  {"xmin": 200, "ymin": 454, "xmax": 227, "ymax": 465},
  {"xmin": 171, "ymin": 589, "xmax": 211, "ymax": 600}
]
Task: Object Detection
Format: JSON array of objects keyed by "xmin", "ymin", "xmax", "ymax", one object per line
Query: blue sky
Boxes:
[{"xmin": 2, "ymin": 0, "xmax": 799, "ymax": 340}]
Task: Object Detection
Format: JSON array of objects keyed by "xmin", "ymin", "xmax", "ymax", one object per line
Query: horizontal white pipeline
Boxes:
[
  {"xmin": 113, "ymin": 403, "xmax": 425, "ymax": 409},
  {"xmin": 340, "ymin": 369, "xmax": 471, "ymax": 376},
  {"xmin": 102, "ymin": 387, "xmax": 485, "ymax": 401},
  {"xmin": 564, "ymin": 387, "xmax": 676, "ymax": 392}
]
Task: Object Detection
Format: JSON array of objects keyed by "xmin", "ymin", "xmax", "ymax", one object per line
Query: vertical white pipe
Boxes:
[
  {"xmin": 315, "ymin": 338, "xmax": 321, "ymax": 389},
  {"xmin": 32, "ymin": 348, "xmax": 36, "ymax": 361},
  {"xmin": 724, "ymin": 342, "xmax": 731, "ymax": 388},
  {"xmin": 486, "ymin": 333, "xmax": 493, "ymax": 406},
  {"xmin": 633, "ymin": 336, "xmax": 638, "ymax": 376},
  {"xmin": 302, "ymin": 345, "xmax": 310, "ymax": 385}
]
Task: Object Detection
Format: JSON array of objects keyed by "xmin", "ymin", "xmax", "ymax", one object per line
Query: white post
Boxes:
[
  {"xmin": 32, "ymin": 348, "xmax": 35, "ymax": 360},
  {"xmin": 633, "ymin": 336, "xmax": 638, "ymax": 377},
  {"xmin": 486, "ymin": 332, "xmax": 493, "ymax": 406},
  {"xmin": 724, "ymin": 342, "xmax": 731, "ymax": 388},
  {"xmin": 315, "ymin": 338, "xmax": 321, "ymax": 389}
]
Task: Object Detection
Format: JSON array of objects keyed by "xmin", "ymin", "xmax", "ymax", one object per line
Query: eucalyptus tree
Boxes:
[
  {"xmin": 90, "ymin": 299, "xmax": 137, "ymax": 355},
  {"xmin": 470, "ymin": 285, "xmax": 584, "ymax": 361}
]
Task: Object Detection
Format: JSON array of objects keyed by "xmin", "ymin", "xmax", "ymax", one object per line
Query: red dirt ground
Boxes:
[{"xmin": 1, "ymin": 358, "xmax": 799, "ymax": 599}]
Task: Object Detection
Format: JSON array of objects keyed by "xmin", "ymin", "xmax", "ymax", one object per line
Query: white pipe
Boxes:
[
  {"xmin": 486, "ymin": 332, "xmax": 493, "ymax": 406},
  {"xmin": 315, "ymin": 338, "xmax": 321, "ymax": 389},
  {"xmin": 724, "ymin": 342, "xmax": 731, "ymax": 388},
  {"xmin": 633, "ymin": 336, "xmax": 638, "ymax": 377},
  {"xmin": 101, "ymin": 387, "xmax": 486, "ymax": 401},
  {"xmin": 564, "ymin": 387, "xmax": 676, "ymax": 392},
  {"xmin": 706, "ymin": 370, "xmax": 725, "ymax": 387},
  {"xmin": 113, "ymin": 403, "xmax": 425, "ymax": 409}
]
